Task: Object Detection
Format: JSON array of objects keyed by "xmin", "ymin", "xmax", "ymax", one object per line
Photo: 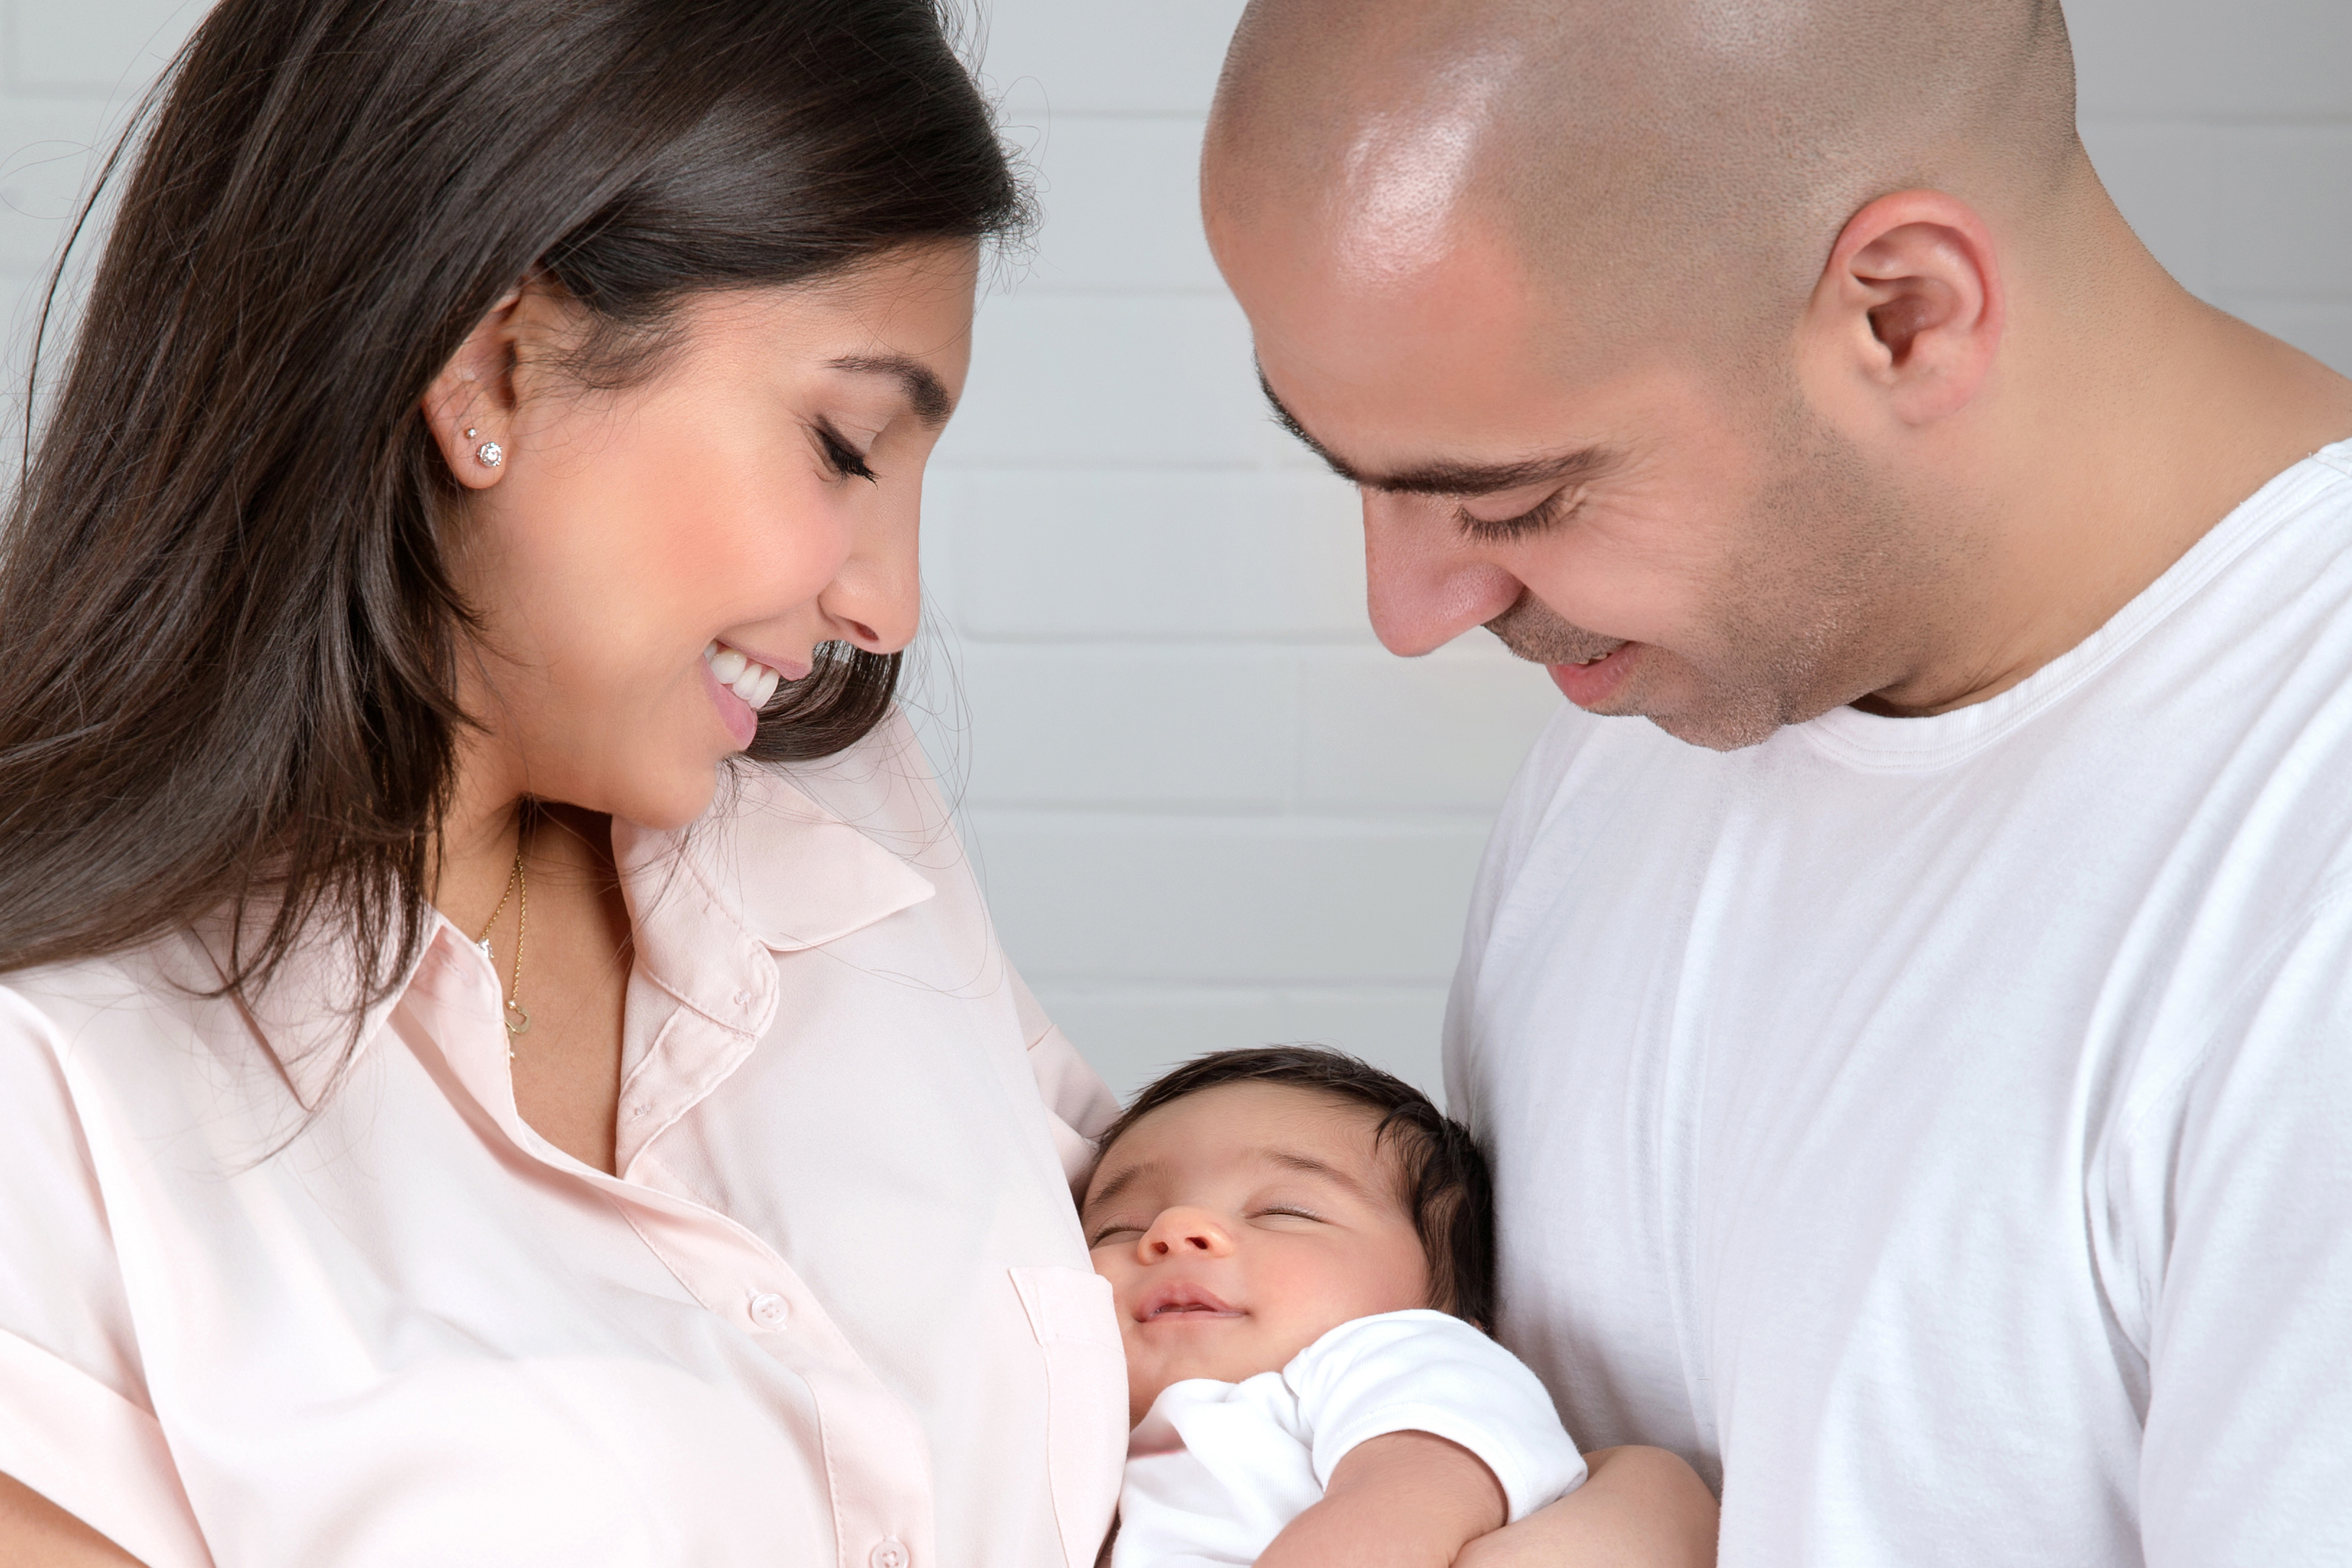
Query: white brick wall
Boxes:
[{"xmin": 4, "ymin": 1, "xmax": 2346, "ymax": 1100}]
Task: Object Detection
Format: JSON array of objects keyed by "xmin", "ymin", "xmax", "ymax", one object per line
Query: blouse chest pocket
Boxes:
[{"xmin": 1009, "ymin": 1266, "xmax": 1127, "ymax": 1568}]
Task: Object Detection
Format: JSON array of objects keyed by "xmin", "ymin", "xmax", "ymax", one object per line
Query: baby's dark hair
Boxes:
[{"xmin": 1095, "ymin": 1045, "xmax": 1498, "ymax": 1330}]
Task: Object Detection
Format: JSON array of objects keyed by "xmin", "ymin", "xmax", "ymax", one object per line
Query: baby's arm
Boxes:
[
  {"xmin": 1253, "ymin": 1432, "xmax": 1505, "ymax": 1568},
  {"xmin": 1254, "ymin": 1439, "xmax": 1717, "ymax": 1568}
]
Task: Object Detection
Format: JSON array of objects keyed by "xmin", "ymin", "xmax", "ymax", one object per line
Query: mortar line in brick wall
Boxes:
[
  {"xmin": 989, "ymin": 284, "xmax": 1232, "ymax": 299},
  {"xmin": 2079, "ymin": 112, "xmax": 2352, "ymax": 129},
  {"xmin": 944, "ymin": 633, "xmax": 1390, "ymax": 647},
  {"xmin": 927, "ymin": 459, "xmax": 1335, "ymax": 474},
  {"xmin": 1022, "ymin": 975, "xmax": 1464, "ymax": 991},
  {"xmin": 928, "ymin": 460, "xmax": 1342, "ymax": 476},
  {"xmin": 992, "ymin": 109, "xmax": 1217, "ymax": 125},
  {"xmin": 967, "ymin": 801, "xmax": 1513, "ymax": 821},
  {"xmin": 2215, "ymin": 291, "xmax": 2352, "ymax": 306},
  {"xmin": 965, "ymin": 807, "xmax": 1507, "ymax": 829},
  {"xmin": 1027, "ymin": 982, "xmax": 1456, "ymax": 999}
]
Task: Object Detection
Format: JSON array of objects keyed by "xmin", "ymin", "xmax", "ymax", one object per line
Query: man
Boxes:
[{"xmin": 1202, "ymin": 1, "xmax": 2352, "ymax": 1563}]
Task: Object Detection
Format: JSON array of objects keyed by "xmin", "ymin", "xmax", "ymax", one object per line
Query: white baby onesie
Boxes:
[{"xmin": 1112, "ymin": 1309, "xmax": 1586, "ymax": 1567}]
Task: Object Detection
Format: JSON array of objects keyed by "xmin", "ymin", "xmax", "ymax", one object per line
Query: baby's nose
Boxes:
[{"xmin": 1141, "ymin": 1205, "xmax": 1234, "ymax": 1258}]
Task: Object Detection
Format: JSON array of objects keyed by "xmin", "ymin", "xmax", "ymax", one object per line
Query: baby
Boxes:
[{"xmin": 1082, "ymin": 1047, "xmax": 1592, "ymax": 1568}]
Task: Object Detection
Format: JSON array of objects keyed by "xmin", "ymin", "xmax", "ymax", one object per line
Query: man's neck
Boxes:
[{"xmin": 1860, "ymin": 247, "xmax": 2352, "ymax": 720}]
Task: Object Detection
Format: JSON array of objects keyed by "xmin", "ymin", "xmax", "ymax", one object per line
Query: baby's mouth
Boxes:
[{"xmin": 1134, "ymin": 1282, "xmax": 1243, "ymax": 1322}]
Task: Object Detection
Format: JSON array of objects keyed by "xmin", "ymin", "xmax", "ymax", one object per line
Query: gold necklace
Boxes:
[{"xmin": 472, "ymin": 836, "xmax": 531, "ymax": 1055}]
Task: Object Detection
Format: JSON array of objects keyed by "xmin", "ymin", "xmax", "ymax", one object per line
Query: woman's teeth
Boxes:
[{"xmin": 704, "ymin": 642, "xmax": 784, "ymax": 710}]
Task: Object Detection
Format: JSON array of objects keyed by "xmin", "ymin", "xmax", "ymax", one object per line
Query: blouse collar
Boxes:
[{"xmin": 198, "ymin": 762, "xmax": 938, "ymax": 1109}]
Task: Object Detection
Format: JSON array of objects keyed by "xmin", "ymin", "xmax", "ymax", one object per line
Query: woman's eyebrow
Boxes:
[{"xmin": 828, "ymin": 353, "xmax": 953, "ymax": 426}]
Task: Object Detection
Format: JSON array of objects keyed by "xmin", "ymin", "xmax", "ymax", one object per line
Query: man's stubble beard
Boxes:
[{"xmin": 1485, "ymin": 403, "xmax": 1944, "ymax": 752}]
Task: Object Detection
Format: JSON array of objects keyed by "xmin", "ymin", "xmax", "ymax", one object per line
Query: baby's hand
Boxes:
[{"xmin": 1252, "ymin": 1432, "xmax": 1506, "ymax": 1568}]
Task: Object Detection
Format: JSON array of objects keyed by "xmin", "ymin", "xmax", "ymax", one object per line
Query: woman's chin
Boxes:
[
  {"xmin": 540, "ymin": 756, "xmax": 725, "ymax": 835},
  {"xmin": 635, "ymin": 770, "xmax": 728, "ymax": 833}
]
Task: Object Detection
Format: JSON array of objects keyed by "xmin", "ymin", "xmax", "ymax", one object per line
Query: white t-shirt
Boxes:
[
  {"xmin": 1114, "ymin": 1310, "xmax": 1585, "ymax": 1568},
  {"xmin": 1449, "ymin": 439, "xmax": 2352, "ymax": 1567}
]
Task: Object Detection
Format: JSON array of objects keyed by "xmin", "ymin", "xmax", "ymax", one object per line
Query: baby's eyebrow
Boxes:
[
  {"xmin": 1255, "ymin": 1148, "xmax": 1381, "ymax": 1204},
  {"xmin": 1083, "ymin": 1158, "xmax": 1162, "ymax": 1215}
]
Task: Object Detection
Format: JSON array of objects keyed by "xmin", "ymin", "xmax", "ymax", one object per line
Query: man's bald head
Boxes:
[{"xmin": 1206, "ymin": 0, "xmax": 2084, "ymax": 350}]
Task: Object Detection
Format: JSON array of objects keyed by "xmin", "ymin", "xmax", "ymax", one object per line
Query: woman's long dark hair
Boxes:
[{"xmin": 0, "ymin": 0, "xmax": 1027, "ymax": 1025}]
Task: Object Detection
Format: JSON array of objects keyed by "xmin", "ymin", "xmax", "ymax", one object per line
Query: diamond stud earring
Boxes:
[{"xmin": 464, "ymin": 425, "xmax": 504, "ymax": 469}]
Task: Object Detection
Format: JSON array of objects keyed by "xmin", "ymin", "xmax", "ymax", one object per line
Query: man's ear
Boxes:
[
  {"xmin": 1802, "ymin": 190, "xmax": 2005, "ymax": 428},
  {"xmin": 420, "ymin": 282, "xmax": 529, "ymax": 490}
]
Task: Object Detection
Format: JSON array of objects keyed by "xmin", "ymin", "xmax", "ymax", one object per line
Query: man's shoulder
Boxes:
[{"xmin": 2179, "ymin": 438, "xmax": 2352, "ymax": 634}]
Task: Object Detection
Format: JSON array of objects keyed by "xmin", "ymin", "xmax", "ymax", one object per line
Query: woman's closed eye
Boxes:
[{"xmin": 813, "ymin": 419, "xmax": 878, "ymax": 482}]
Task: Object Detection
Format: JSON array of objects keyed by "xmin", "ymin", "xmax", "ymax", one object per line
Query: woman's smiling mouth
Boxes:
[
  {"xmin": 701, "ymin": 639, "xmax": 815, "ymax": 749},
  {"xmin": 704, "ymin": 640, "xmax": 790, "ymax": 709}
]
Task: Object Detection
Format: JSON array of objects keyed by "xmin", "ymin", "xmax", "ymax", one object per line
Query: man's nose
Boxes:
[
  {"xmin": 1361, "ymin": 492, "xmax": 1526, "ymax": 657},
  {"xmin": 1137, "ymin": 1206, "xmax": 1235, "ymax": 1261}
]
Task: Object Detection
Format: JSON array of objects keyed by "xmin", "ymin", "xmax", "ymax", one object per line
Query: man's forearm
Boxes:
[
  {"xmin": 1253, "ymin": 1431, "xmax": 1508, "ymax": 1568},
  {"xmin": 1455, "ymin": 1446, "xmax": 1717, "ymax": 1568}
]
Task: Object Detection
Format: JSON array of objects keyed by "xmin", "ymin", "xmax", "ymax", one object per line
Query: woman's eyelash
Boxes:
[
  {"xmin": 815, "ymin": 421, "xmax": 877, "ymax": 482},
  {"xmin": 1456, "ymin": 488, "xmax": 1575, "ymax": 542}
]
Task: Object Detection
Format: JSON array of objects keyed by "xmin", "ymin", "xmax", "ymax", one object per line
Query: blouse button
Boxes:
[
  {"xmin": 870, "ymin": 1540, "xmax": 910, "ymax": 1568},
  {"xmin": 748, "ymin": 1292, "xmax": 790, "ymax": 1330}
]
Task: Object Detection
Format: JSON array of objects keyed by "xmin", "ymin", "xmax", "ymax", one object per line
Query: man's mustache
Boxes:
[{"xmin": 1485, "ymin": 590, "xmax": 1622, "ymax": 665}]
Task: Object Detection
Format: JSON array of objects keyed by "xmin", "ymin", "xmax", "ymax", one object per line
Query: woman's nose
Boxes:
[
  {"xmin": 820, "ymin": 490, "xmax": 922, "ymax": 655},
  {"xmin": 1136, "ymin": 1205, "xmax": 1235, "ymax": 1261}
]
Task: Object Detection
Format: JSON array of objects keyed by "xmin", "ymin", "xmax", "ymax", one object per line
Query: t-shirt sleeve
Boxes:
[
  {"xmin": 0, "ymin": 988, "xmax": 214, "ymax": 1568},
  {"xmin": 1012, "ymin": 965, "xmax": 1120, "ymax": 1187},
  {"xmin": 1283, "ymin": 1310, "xmax": 1586, "ymax": 1522},
  {"xmin": 2116, "ymin": 895, "xmax": 2352, "ymax": 1565}
]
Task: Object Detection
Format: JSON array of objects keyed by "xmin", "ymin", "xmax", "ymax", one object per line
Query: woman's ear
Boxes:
[
  {"xmin": 1801, "ymin": 189, "xmax": 2006, "ymax": 428},
  {"xmin": 420, "ymin": 283, "xmax": 527, "ymax": 489}
]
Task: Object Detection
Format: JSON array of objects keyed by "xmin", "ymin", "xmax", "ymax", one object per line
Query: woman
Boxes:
[{"xmin": 0, "ymin": 1, "xmax": 1126, "ymax": 1562}]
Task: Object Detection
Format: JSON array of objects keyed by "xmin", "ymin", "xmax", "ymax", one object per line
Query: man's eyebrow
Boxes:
[
  {"xmin": 1083, "ymin": 1158, "xmax": 1162, "ymax": 1216},
  {"xmin": 1257, "ymin": 366, "xmax": 1618, "ymax": 498},
  {"xmin": 828, "ymin": 353, "xmax": 953, "ymax": 427}
]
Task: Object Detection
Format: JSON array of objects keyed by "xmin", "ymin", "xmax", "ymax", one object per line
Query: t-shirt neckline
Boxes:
[{"xmin": 1799, "ymin": 438, "xmax": 2352, "ymax": 773}]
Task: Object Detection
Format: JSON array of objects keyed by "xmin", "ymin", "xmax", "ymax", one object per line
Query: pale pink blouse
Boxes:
[{"xmin": 0, "ymin": 715, "xmax": 1127, "ymax": 1568}]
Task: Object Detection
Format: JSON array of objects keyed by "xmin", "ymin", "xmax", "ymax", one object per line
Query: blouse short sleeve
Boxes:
[
  {"xmin": 1012, "ymin": 967, "xmax": 1120, "ymax": 1187},
  {"xmin": 1283, "ymin": 1310, "xmax": 1588, "ymax": 1523},
  {"xmin": 0, "ymin": 988, "xmax": 213, "ymax": 1568}
]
